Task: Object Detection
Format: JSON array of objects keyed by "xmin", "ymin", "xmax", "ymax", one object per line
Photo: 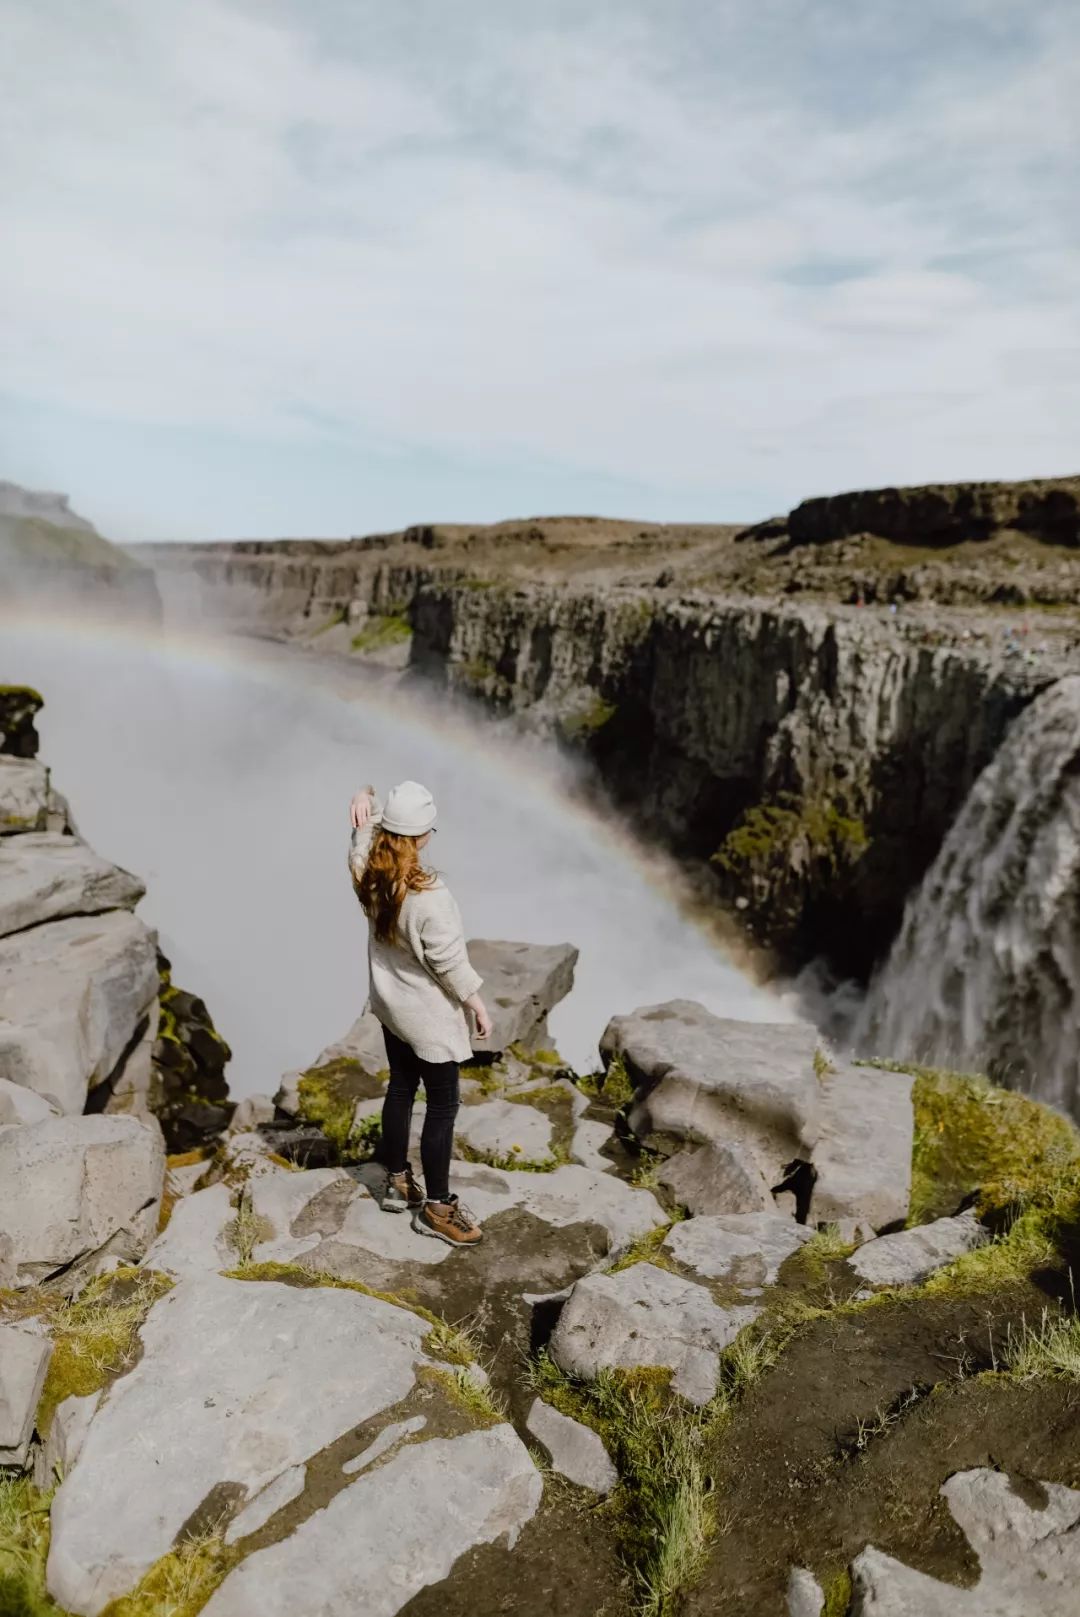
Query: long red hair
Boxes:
[{"xmin": 355, "ymin": 829, "xmax": 435, "ymax": 944}]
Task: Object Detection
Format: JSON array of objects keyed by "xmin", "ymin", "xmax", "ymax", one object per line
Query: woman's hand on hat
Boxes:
[{"xmin": 350, "ymin": 788, "xmax": 374, "ymax": 830}]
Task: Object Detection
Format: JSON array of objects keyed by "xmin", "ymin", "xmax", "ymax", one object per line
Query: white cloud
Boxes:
[{"xmin": 1, "ymin": 0, "xmax": 1078, "ymax": 533}]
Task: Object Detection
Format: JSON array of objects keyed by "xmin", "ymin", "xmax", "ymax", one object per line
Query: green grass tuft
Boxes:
[
  {"xmin": 1001, "ymin": 1307, "xmax": 1080, "ymax": 1380},
  {"xmin": 35, "ymin": 1269, "xmax": 173, "ymax": 1434},
  {"xmin": 0, "ymin": 1478, "xmax": 61, "ymax": 1617},
  {"xmin": 894, "ymin": 1062, "xmax": 1080, "ymax": 1226},
  {"xmin": 99, "ymin": 1529, "xmax": 235, "ymax": 1617},
  {"xmin": 350, "ymin": 614, "xmax": 412, "ymax": 653}
]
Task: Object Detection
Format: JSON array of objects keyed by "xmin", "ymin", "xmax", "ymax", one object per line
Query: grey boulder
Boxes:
[
  {"xmin": 0, "ymin": 1320, "xmax": 53, "ymax": 1467},
  {"xmin": 848, "ymin": 1209, "xmax": 987, "ymax": 1290},
  {"xmin": 308, "ymin": 1008, "xmax": 389, "ymax": 1076},
  {"xmin": 0, "ymin": 756, "xmax": 51, "ymax": 833},
  {"xmin": 787, "ymin": 1567, "xmax": 825, "ymax": 1617},
  {"xmin": 0, "ymin": 1076, "xmax": 57, "ymax": 1127},
  {"xmin": 456, "ymin": 1097, "xmax": 554, "ymax": 1163},
  {"xmin": 466, "ymin": 939, "xmax": 578, "ymax": 1053},
  {"xmin": 605, "ymin": 1002, "xmax": 821, "ymax": 1182},
  {"xmin": 0, "ymin": 909, "xmax": 159, "ymax": 1113},
  {"xmin": 659, "ymin": 1140, "xmax": 776, "ymax": 1215},
  {"xmin": 850, "ymin": 1467, "xmax": 1080, "ymax": 1615},
  {"xmin": 46, "ymin": 1273, "xmax": 539, "ymax": 1616},
  {"xmin": 550, "ymin": 1262, "xmax": 759, "ymax": 1405},
  {"xmin": 526, "ymin": 1397, "xmax": 618, "ymax": 1495},
  {"xmin": 0, "ymin": 832, "xmax": 144, "ymax": 939},
  {"xmin": 201, "ymin": 1427, "xmax": 540, "ymax": 1617},
  {"xmin": 809, "ymin": 1059, "xmax": 915, "ymax": 1232},
  {"xmin": 0, "ymin": 1114, "xmax": 164, "ymax": 1288},
  {"xmin": 665, "ymin": 1212, "xmax": 814, "ymax": 1288}
]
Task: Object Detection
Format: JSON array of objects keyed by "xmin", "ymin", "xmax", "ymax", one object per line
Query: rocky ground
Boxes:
[{"xmin": 2, "ymin": 685, "xmax": 1080, "ymax": 1616}]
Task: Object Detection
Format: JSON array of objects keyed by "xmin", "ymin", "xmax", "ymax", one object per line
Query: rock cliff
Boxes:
[
  {"xmin": 0, "ymin": 482, "xmax": 161, "ymax": 620},
  {"xmin": 140, "ymin": 475, "xmax": 1080, "ymax": 985}
]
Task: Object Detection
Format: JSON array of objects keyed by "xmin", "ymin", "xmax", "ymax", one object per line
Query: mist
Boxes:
[{"xmin": 1, "ymin": 618, "xmax": 791, "ymax": 1096}]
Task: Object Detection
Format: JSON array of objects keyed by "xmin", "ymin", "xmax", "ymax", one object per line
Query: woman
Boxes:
[{"xmin": 348, "ymin": 779, "xmax": 491, "ymax": 1247}]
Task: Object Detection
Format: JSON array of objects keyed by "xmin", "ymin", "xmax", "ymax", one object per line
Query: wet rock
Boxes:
[
  {"xmin": 0, "ymin": 1076, "xmax": 57, "ymax": 1127},
  {"xmin": 848, "ymin": 1209, "xmax": 987, "ymax": 1289},
  {"xmin": 456, "ymin": 1097, "xmax": 554, "ymax": 1163},
  {"xmin": 850, "ymin": 1467, "xmax": 1080, "ymax": 1614},
  {"xmin": 605, "ymin": 1002, "xmax": 820, "ymax": 1182},
  {"xmin": 665, "ymin": 1212, "xmax": 814, "ymax": 1288},
  {"xmin": 550, "ymin": 1263, "xmax": 759, "ymax": 1405},
  {"xmin": 467, "ymin": 940, "xmax": 578, "ymax": 1054},
  {"xmin": 0, "ymin": 685, "xmax": 43, "ymax": 758},
  {"xmin": 201, "ymin": 1428, "xmax": 541, "ymax": 1617},
  {"xmin": 0, "ymin": 1321, "xmax": 52, "ymax": 1467},
  {"xmin": 0, "ymin": 1113, "xmax": 164, "ymax": 1288},
  {"xmin": 525, "ymin": 1397, "xmax": 618, "ymax": 1495},
  {"xmin": 45, "ymin": 1273, "xmax": 536, "ymax": 1615},
  {"xmin": 0, "ymin": 832, "xmax": 144, "ymax": 939},
  {"xmin": 0, "ymin": 910, "xmax": 159, "ymax": 1114},
  {"xmin": 809, "ymin": 1059, "xmax": 915, "ymax": 1232},
  {"xmin": 152, "ymin": 952, "xmax": 234, "ymax": 1151},
  {"xmin": 0, "ymin": 757, "xmax": 51, "ymax": 833},
  {"xmin": 658, "ymin": 1141, "xmax": 775, "ymax": 1216}
]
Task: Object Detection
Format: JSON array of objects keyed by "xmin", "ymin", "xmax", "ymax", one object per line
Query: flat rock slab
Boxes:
[
  {"xmin": 0, "ymin": 832, "xmax": 144, "ymax": 939},
  {"xmin": 606, "ymin": 1002, "xmax": 820, "ymax": 1182},
  {"xmin": 456, "ymin": 1097, "xmax": 554, "ymax": 1163},
  {"xmin": 0, "ymin": 1320, "xmax": 53, "ymax": 1466},
  {"xmin": 525, "ymin": 1397, "xmax": 618, "ymax": 1495},
  {"xmin": 851, "ymin": 1467, "xmax": 1080, "ymax": 1615},
  {"xmin": 570, "ymin": 1118, "xmax": 613, "ymax": 1173},
  {"xmin": 143, "ymin": 1182, "xmax": 238, "ymax": 1280},
  {"xmin": 0, "ymin": 756, "xmax": 51, "ymax": 832},
  {"xmin": 45, "ymin": 1273, "xmax": 469, "ymax": 1615},
  {"xmin": 809, "ymin": 1060, "xmax": 914, "ymax": 1232},
  {"xmin": 848, "ymin": 1209, "xmax": 987, "ymax": 1289},
  {"xmin": 665, "ymin": 1212, "xmax": 814, "ymax": 1289},
  {"xmin": 659, "ymin": 1141, "xmax": 776, "ymax": 1216},
  {"xmin": 550, "ymin": 1262, "xmax": 759, "ymax": 1405},
  {"xmin": 467, "ymin": 940, "xmax": 578, "ymax": 1054},
  {"xmin": 202, "ymin": 1427, "xmax": 541, "ymax": 1617},
  {"xmin": 0, "ymin": 909, "xmax": 159, "ymax": 1113},
  {"xmin": 0, "ymin": 1114, "xmax": 164, "ymax": 1288},
  {"xmin": 0, "ymin": 1075, "xmax": 57, "ymax": 1127}
]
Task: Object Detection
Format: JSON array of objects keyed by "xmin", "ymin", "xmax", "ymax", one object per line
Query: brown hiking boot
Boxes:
[
  {"xmin": 381, "ymin": 1166, "xmax": 424, "ymax": 1213},
  {"xmin": 414, "ymin": 1196, "xmax": 483, "ymax": 1247}
]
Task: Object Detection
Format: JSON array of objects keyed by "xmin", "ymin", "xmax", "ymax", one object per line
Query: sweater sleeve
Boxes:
[
  {"xmin": 417, "ymin": 888, "xmax": 483, "ymax": 1003},
  {"xmin": 347, "ymin": 793, "xmax": 383, "ymax": 886}
]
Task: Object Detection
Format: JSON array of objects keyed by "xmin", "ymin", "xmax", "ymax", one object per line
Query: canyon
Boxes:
[{"xmin": 140, "ymin": 473, "xmax": 1080, "ymax": 1109}]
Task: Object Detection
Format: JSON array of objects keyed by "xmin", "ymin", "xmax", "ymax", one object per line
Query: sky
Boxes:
[{"xmin": 1, "ymin": 0, "xmax": 1078, "ymax": 540}]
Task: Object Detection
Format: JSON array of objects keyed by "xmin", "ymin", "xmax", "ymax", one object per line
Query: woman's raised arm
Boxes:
[{"xmin": 347, "ymin": 786, "xmax": 382, "ymax": 884}]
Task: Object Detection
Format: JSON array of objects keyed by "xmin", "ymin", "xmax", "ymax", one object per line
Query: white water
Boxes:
[
  {"xmin": 856, "ymin": 675, "xmax": 1080, "ymax": 1118},
  {"xmin": 1, "ymin": 621, "xmax": 790, "ymax": 1096}
]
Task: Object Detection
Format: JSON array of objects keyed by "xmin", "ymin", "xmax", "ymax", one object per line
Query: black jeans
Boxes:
[{"xmin": 380, "ymin": 1025, "xmax": 459, "ymax": 1203}]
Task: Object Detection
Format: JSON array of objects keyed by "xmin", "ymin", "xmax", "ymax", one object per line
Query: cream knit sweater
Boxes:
[{"xmin": 348, "ymin": 807, "xmax": 482, "ymax": 1064}]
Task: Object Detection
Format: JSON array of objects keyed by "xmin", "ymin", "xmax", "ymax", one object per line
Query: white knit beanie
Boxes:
[{"xmin": 382, "ymin": 780, "xmax": 438, "ymax": 837}]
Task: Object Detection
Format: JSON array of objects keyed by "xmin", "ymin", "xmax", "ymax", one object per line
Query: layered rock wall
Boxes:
[{"xmin": 411, "ymin": 582, "xmax": 1067, "ymax": 972}]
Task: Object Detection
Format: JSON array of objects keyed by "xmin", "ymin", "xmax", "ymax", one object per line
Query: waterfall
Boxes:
[{"xmin": 855, "ymin": 675, "xmax": 1080, "ymax": 1118}]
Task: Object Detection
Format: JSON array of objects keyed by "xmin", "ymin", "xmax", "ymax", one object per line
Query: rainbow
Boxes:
[{"xmin": 1, "ymin": 604, "xmax": 778, "ymax": 996}]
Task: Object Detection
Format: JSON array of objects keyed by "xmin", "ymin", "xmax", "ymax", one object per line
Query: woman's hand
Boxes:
[
  {"xmin": 465, "ymin": 994, "xmax": 493, "ymax": 1040},
  {"xmin": 350, "ymin": 788, "xmax": 375, "ymax": 830}
]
